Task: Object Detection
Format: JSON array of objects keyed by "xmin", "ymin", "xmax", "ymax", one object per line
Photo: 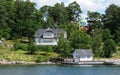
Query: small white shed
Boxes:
[{"xmin": 73, "ymin": 49, "xmax": 93, "ymax": 62}]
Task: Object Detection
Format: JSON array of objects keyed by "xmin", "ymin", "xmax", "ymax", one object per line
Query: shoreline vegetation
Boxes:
[
  {"xmin": 0, "ymin": 48, "xmax": 120, "ymax": 65},
  {"xmin": 0, "ymin": 40, "xmax": 120, "ymax": 65},
  {"xmin": 0, "ymin": 45, "xmax": 120, "ymax": 65}
]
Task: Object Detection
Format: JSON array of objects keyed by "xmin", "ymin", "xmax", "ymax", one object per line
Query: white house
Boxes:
[
  {"xmin": 73, "ymin": 49, "xmax": 93, "ymax": 62},
  {"xmin": 34, "ymin": 28, "xmax": 67, "ymax": 45}
]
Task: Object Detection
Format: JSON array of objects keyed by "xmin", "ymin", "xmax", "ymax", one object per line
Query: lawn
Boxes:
[{"xmin": 0, "ymin": 48, "xmax": 59, "ymax": 62}]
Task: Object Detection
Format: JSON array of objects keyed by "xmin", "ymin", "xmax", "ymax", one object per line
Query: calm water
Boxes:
[{"xmin": 0, "ymin": 65, "xmax": 120, "ymax": 75}]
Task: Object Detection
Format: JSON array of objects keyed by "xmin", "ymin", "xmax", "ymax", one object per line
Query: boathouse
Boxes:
[{"xmin": 73, "ymin": 49, "xmax": 93, "ymax": 62}]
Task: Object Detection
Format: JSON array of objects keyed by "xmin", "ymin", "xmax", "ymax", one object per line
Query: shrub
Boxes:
[
  {"xmin": 37, "ymin": 46, "xmax": 53, "ymax": 52},
  {"xmin": 28, "ymin": 42, "xmax": 37, "ymax": 54},
  {"xmin": 36, "ymin": 55, "xmax": 49, "ymax": 62},
  {"xmin": 103, "ymin": 39, "xmax": 117, "ymax": 58},
  {"xmin": 13, "ymin": 42, "xmax": 28, "ymax": 51},
  {"xmin": 0, "ymin": 36, "xmax": 2, "ymax": 40}
]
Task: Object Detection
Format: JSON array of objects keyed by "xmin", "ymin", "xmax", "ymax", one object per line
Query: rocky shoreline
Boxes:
[
  {"xmin": 94, "ymin": 59, "xmax": 120, "ymax": 65},
  {"xmin": 1, "ymin": 59, "xmax": 120, "ymax": 65},
  {"xmin": 0, "ymin": 59, "xmax": 58, "ymax": 65}
]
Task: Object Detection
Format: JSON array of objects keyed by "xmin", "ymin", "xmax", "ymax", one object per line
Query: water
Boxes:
[{"xmin": 0, "ymin": 65, "xmax": 120, "ymax": 75}]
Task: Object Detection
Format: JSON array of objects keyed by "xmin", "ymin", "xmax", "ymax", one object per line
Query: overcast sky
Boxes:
[{"xmin": 30, "ymin": 0, "xmax": 120, "ymax": 19}]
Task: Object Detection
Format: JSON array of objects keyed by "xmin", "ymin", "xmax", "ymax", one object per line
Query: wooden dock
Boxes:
[{"xmin": 62, "ymin": 61, "xmax": 114, "ymax": 65}]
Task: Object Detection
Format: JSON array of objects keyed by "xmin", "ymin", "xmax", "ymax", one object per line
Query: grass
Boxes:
[
  {"xmin": 0, "ymin": 48, "xmax": 59, "ymax": 62},
  {"xmin": 0, "ymin": 39, "xmax": 60, "ymax": 62},
  {"xmin": 0, "ymin": 49, "xmax": 35, "ymax": 62}
]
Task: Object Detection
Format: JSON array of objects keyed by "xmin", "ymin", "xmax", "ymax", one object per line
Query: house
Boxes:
[
  {"xmin": 73, "ymin": 49, "xmax": 93, "ymax": 62},
  {"xmin": 0, "ymin": 40, "xmax": 3, "ymax": 44},
  {"xmin": 34, "ymin": 28, "xmax": 67, "ymax": 45}
]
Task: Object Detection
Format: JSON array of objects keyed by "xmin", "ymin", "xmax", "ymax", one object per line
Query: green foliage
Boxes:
[
  {"xmin": 59, "ymin": 23, "xmax": 78, "ymax": 40},
  {"xmin": 0, "ymin": 36, "xmax": 2, "ymax": 40},
  {"xmin": 36, "ymin": 55, "xmax": 49, "ymax": 62},
  {"xmin": 87, "ymin": 11, "xmax": 103, "ymax": 57},
  {"xmin": 92, "ymin": 29, "xmax": 103, "ymax": 57},
  {"xmin": 0, "ymin": 50, "xmax": 36, "ymax": 62},
  {"xmin": 71, "ymin": 30, "xmax": 92, "ymax": 49},
  {"xmin": 104, "ymin": 4, "xmax": 120, "ymax": 43},
  {"xmin": 87, "ymin": 11, "xmax": 102, "ymax": 35},
  {"xmin": 0, "ymin": 27, "xmax": 11, "ymax": 39},
  {"xmin": 28, "ymin": 42, "xmax": 37, "ymax": 54},
  {"xmin": 67, "ymin": 1, "xmax": 82, "ymax": 22},
  {"xmin": 56, "ymin": 33, "xmax": 72, "ymax": 58},
  {"xmin": 13, "ymin": 41, "xmax": 28, "ymax": 51},
  {"xmin": 103, "ymin": 39, "xmax": 117, "ymax": 58},
  {"xmin": 115, "ymin": 27, "xmax": 120, "ymax": 45},
  {"xmin": 37, "ymin": 46, "xmax": 53, "ymax": 52},
  {"xmin": 102, "ymin": 29, "xmax": 113, "ymax": 41},
  {"xmin": 0, "ymin": 0, "xmax": 82, "ymax": 40},
  {"xmin": 49, "ymin": 3, "xmax": 68, "ymax": 25}
]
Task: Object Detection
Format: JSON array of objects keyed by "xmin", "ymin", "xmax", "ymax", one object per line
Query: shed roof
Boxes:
[{"xmin": 73, "ymin": 49, "xmax": 93, "ymax": 57}]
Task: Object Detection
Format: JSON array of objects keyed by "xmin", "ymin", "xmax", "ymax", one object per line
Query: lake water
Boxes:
[{"xmin": 0, "ymin": 65, "xmax": 120, "ymax": 75}]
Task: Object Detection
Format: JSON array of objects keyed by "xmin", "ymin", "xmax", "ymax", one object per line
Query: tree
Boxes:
[
  {"xmin": 34, "ymin": 9, "xmax": 44, "ymax": 28},
  {"xmin": 49, "ymin": 2, "xmax": 68, "ymax": 25},
  {"xmin": 102, "ymin": 29, "xmax": 113, "ymax": 41},
  {"xmin": 102, "ymin": 29, "xmax": 116, "ymax": 58},
  {"xmin": 67, "ymin": 1, "xmax": 82, "ymax": 22},
  {"xmin": 104, "ymin": 4, "xmax": 120, "ymax": 43},
  {"xmin": 87, "ymin": 11, "xmax": 102, "ymax": 35},
  {"xmin": 92, "ymin": 29, "xmax": 103, "ymax": 57},
  {"xmin": 116, "ymin": 27, "xmax": 120, "ymax": 45},
  {"xmin": 71, "ymin": 30, "xmax": 92, "ymax": 49},
  {"xmin": 0, "ymin": 0, "xmax": 13, "ymax": 39},
  {"xmin": 59, "ymin": 23, "xmax": 78, "ymax": 40},
  {"xmin": 56, "ymin": 33, "xmax": 72, "ymax": 58},
  {"xmin": 103, "ymin": 39, "xmax": 116, "ymax": 58},
  {"xmin": 28, "ymin": 42, "xmax": 37, "ymax": 54},
  {"xmin": 87, "ymin": 11, "xmax": 103, "ymax": 57},
  {"xmin": 40, "ymin": 5, "xmax": 54, "ymax": 28},
  {"xmin": 10, "ymin": 0, "xmax": 37, "ymax": 39}
]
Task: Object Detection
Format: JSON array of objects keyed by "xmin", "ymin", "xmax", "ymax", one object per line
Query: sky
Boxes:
[{"xmin": 30, "ymin": 0, "xmax": 120, "ymax": 20}]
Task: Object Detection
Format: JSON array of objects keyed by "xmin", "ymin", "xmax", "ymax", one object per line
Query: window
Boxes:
[
  {"xmin": 45, "ymin": 33, "xmax": 52, "ymax": 36},
  {"xmin": 43, "ymin": 32, "xmax": 54, "ymax": 38},
  {"xmin": 87, "ymin": 56, "xmax": 90, "ymax": 58},
  {"xmin": 41, "ymin": 39, "xmax": 54, "ymax": 43},
  {"xmin": 43, "ymin": 32, "xmax": 52, "ymax": 36}
]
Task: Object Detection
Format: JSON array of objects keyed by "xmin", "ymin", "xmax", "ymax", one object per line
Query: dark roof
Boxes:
[
  {"xmin": 34, "ymin": 28, "xmax": 66, "ymax": 37},
  {"xmin": 73, "ymin": 49, "xmax": 93, "ymax": 57}
]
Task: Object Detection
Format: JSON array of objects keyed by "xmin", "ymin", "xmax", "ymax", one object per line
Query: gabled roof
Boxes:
[
  {"xmin": 44, "ymin": 28, "xmax": 54, "ymax": 33},
  {"xmin": 34, "ymin": 28, "xmax": 66, "ymax": 37},
  {"xmin": 73, "ymin": 49, "xmax": 93, "ymax": 57},
  {"xmin": 54, "ymin": 28, "xmax": 66, "ymax": 34}
]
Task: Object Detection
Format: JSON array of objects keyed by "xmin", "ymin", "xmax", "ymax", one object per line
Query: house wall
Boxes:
[
  {"xmin": 35, "ymin": 38, "xmax": 57, "ymax": 45},
  {"xmin": 73, "ymin": 53, "xmax": 93, "ymax": 62},
  {"xmin": 64, "ymin": 32, "xmax": 67, "ymax": 38},
  {"xmin": 35, "ymin": 38, "xmax": 39, "ymax": 45},
  {"xmin": 79, "ymin": 56, "xmax": 93, "ymax": 61}
]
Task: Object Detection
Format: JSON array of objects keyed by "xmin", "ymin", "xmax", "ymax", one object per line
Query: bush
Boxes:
[
  {"xmin": 37, "ymin": 46, "xmax": 53, "ymax": 52},
  {"xmin": 36, "ymin": 55, "xmax": 49, "ymax": 62},
  {"xmin": 103, "ymin": 39, "xmax": 117, "ymax": 58},
  {"xmin": 28, "ymin": 42, "xmax": 38, "ymax": 54},
  {"xmin": 0, "ymin": 36, "xmax": 2, "ymax": 40},
  {"xmin": 13, "ymin": 42, "xmax": 28, "ymax": 51}
]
